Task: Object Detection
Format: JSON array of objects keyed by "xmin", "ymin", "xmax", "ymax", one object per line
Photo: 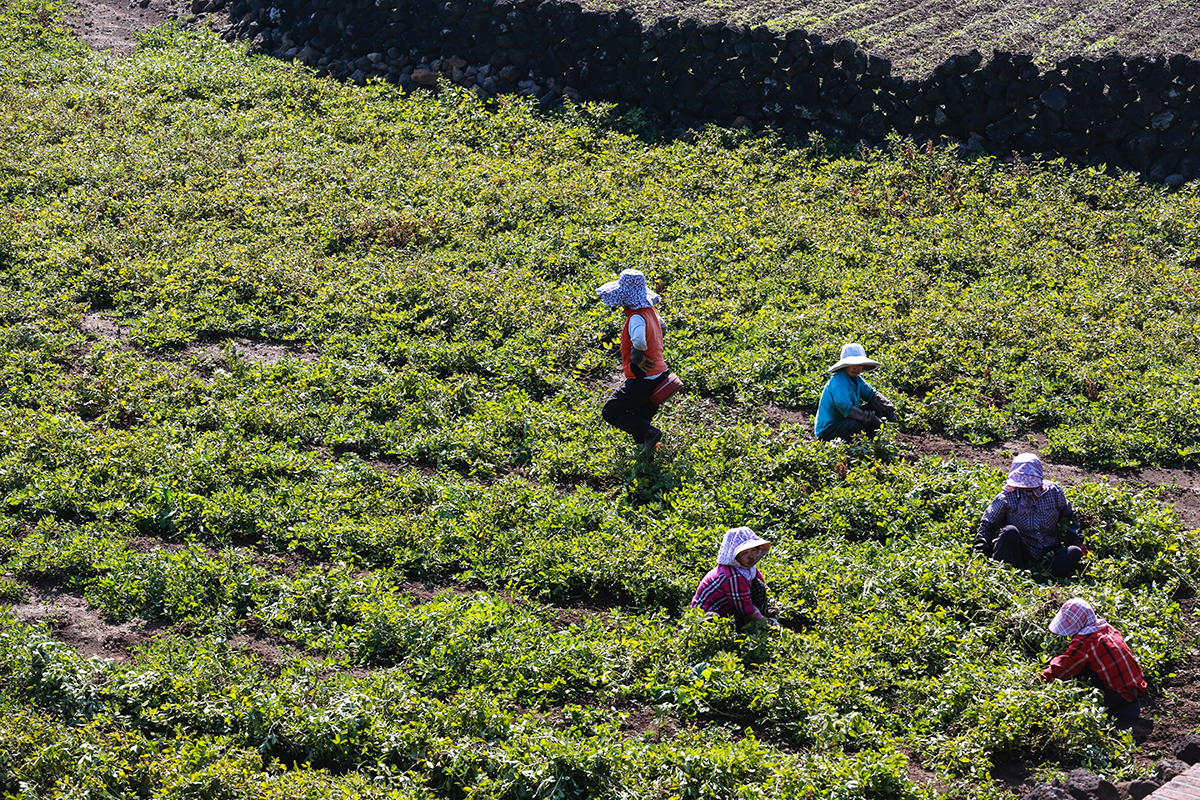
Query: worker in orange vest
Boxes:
[{"xmin": 596, "ymin": 269, "xmax": 679, "ymax": 460}]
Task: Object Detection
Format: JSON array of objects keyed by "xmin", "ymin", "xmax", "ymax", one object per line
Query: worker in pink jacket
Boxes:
[{"xmin": 691, "ymin": 526, "xmax": 778, "ymax": 628}]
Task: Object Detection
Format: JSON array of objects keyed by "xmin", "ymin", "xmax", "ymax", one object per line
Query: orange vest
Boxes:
[{"xmin": 621, "ymin": 308, "xmax": 667, "ymax": 379}]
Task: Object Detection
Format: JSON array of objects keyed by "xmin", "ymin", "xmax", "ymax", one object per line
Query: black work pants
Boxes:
[
  {"xmin": 991, "ymin": 526, "xmax": 1082, "ymax": 578},
  {"xmin": 1078, "ymin": 668, "xmax": 1142, "ymax": 720},
  {"xmin": 603, "ymin": 374, "xmax": 667, "ymax": 443},
  {"xmin": 817, "ymin": 416, "xmax": 881, "ymax": 442}
]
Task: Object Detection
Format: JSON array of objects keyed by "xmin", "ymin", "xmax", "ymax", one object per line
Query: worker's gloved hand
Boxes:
[
  {"xmin": 846, "ymin": 405, "xmax": 870, "ymax": 423},
  {"xmin": 847, "ymin": 406, "xmax": 882, "ymax": 426},
  {"xmin": 868, "ymin": 392, "xmax": 900, "ymax": 423},
  {"xmin": 633, "ymin": 349, "xmax": 652, "ymax": 371}
]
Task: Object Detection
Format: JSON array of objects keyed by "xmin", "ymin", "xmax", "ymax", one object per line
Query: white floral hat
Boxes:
[
  {"xmin": 596, "ymin": 269, "xmax": 660, "ymax": 309},
  {"xmin": 717, "ymin": 526, "xmax": 771, "ymax": 565},
  {"xmin": 827, "ymin": 343, "xmax": 881, "ymax": 373}
]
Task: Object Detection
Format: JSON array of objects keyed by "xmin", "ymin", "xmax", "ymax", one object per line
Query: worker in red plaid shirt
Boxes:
[
  {"xmin": 1041, "ymin": 598, "xmax": 1148, "ymax": 720},
  {"xmin": 691, "ymin": 526, "xmax": 779, "ymax": 629}
]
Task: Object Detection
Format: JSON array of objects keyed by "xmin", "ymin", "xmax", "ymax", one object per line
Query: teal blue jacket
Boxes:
[{"xmin": 814, "ymin": 371, "xmax": 875, "ymax": 438}]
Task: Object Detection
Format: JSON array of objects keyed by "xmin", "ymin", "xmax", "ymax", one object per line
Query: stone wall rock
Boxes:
[
  {"xmin": 223, "ymin": 0, "xmax": 1200, "ymax": 182},
  {"xmin": 1175, "ymin": 733, "xmax": 1200, "ymax": 764}
]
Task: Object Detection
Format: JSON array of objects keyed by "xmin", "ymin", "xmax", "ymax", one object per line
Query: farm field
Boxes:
[
  {"xmin": 3, "ymin": 1, "xmax": 1200, "ymax": 797},
  {"xmin": 574, "ymin": 0, "xmax": 1200, "ymax": 78}
]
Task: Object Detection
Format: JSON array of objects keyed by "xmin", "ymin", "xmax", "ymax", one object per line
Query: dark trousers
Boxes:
[
  {"xmin": 991, "ymin": 526, "xmax": 1083, "ymax": 577},
  {"xmin": 603, "ymin": 375, "xmax": 666, "ymax": 443},
  {"xmin": 817, "ymin": 416, "xmax": 881, "ymax": 442},
  {"xmin": 1078, "ymin": 668, "xmax": 1142, "ymax": 720}
]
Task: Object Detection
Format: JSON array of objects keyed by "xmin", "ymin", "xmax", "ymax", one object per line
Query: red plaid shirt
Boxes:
[
  {"xmin": 691, "ymin": 565, "xmax": 764, "ymax": 622},
  {"xmin": 1041, "ymin": 624, "xmax": 1148, "ymax": 703}
]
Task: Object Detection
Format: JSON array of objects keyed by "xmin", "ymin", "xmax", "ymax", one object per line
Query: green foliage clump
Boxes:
[{"xmin": 87, "ymin": 543, "xmax": 268, "ymax": 626}]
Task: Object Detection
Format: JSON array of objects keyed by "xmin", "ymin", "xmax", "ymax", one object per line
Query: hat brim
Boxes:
[
  {"xmin": 733, "ymin": 538, "xmax": 771, "ymax": 556},
  {"xmin": 596, "ymin": 283, "xmax": 661, "ymax": 308},
  {"xmin": 828, "ymin": 357, "xmax": 881, "ymax": 373},
  {"xmin": 1006, "ymin": 476, "xmax": 1043, "ymax": 489}
]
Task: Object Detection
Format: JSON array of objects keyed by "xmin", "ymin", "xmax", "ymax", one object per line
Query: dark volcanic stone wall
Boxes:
[{"xmin": 218, "ymin": 0, "xmax": 1200, "ymax": 183}]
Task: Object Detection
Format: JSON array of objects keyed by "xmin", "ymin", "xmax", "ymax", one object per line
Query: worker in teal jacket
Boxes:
[{"xmin": 814, "ymin": 343, "xmax": 899, "ymax": 441}]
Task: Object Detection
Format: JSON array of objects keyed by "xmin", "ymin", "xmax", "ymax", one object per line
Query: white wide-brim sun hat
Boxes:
[{"xmin": 828, "ymin": 342, "xmax": 881, "ymax": 373}]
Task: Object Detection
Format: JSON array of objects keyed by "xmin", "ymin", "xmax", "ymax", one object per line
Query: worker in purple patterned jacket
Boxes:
[
  {"xmin": 974, "ymin": 453, "xmax": 1085, "ymax": 577},
  {"xmin": 691, "ymin": 526, "xmax": 779, "ymax": 629},
  {"xmin": 596, "ymin": 269, "xmax": 671, "ymax": 460}
]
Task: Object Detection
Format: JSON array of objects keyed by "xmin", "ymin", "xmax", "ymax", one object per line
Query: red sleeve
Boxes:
[{"xmin": 1042, "ymin": 636, "xmax": 1091, "ymax": 681}]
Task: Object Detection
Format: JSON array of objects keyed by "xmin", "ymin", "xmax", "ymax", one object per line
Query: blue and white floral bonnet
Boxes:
[{"xmin": 596, "ymin": 269, "xmax": 660, "ymax": 309}]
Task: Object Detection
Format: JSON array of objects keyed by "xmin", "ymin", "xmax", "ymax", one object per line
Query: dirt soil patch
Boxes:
[
  {"xmin": 83, "ymin": 312, "xmax": 320, "ymax": 365},
  {"xmin": 11, "ymin": 583, "xmax": 169, "ymax": 662},
  {"xmin": 65, "ymin": 0, "xmax": 194, "ymax": 53},
  {"xmin": 184, "ymin": 339, "xmax": 321, "ymax": 365},
  {"xmin": 618, "ymin": 705, "xmax": 680, "ymax": 742},
  {"xmin": 11, "ymin": 582, "xmax": 296, "ymax": 666}
]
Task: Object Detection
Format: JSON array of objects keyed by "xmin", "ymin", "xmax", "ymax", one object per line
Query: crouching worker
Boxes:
[
  {"xmin": 1041, "ymin": 598, "xmax": 1147, "ymax": 721},
  {"xmin": 974, "ymin": 453, "xmax": 1085, "ymax": 578},
  {"xmin": 815, "ymin": 343, "xmax": 899, "ymax": 442},
  {"xmin": 691, "ymin": 526, "xmax": 778, "ymax": 629},
  {"xmin": 596, "ymin": 269, "xmax": 677, "ymax": 460}
]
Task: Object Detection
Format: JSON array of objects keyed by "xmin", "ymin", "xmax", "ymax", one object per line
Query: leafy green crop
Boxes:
[{"xmin": 0, "ymin": 1, "xmax": 1197, "ymax": 797}]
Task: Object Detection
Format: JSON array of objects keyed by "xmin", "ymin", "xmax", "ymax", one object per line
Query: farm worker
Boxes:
[
  {"xmin": 814, "ymin": 343, "xmax": 899, "ymax": 441},
  {"xmin": 596, "ymin": 268, "xmax": 678, "ymax": 460},
  {"xmin": 691, "ymin": 526, "xmax": 779, "ymax": 628},
  {"xmin": 973, "ymin": 453, "xmax": 1085, "ymax": 577},
  {"xmin": 1041, "ymin": 598, "xmax": 1147, "ymax": 720}
]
